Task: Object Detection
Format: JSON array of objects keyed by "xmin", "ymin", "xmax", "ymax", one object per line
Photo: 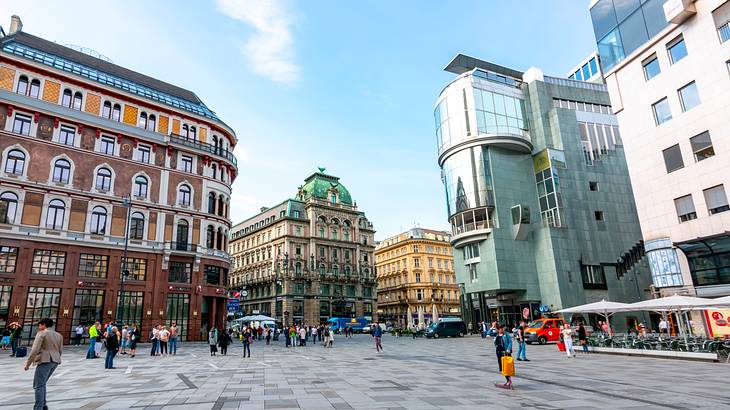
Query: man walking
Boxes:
[
  {"xmin": 515, "ymin": 321, "xmax": 529, "ymax": 362},
  {"xmin": 372, "ymin": 322, "xmax": 383, "ymax": 353},
  {"xmin": 169, "ymin": 322, "xmax": 178, "ymax": 355},
  {"xmin": 24, "ymin": 318, "xmax": 63, "ymax": 410}
]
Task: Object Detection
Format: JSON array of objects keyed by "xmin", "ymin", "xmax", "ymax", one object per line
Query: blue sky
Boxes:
[{"xmin": 3, "ymin": 1, "xmax": 597, "ymax": 239}]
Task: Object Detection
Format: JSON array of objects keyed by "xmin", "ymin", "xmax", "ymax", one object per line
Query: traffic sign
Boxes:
[
  {"xmin": 227, "ymin": 298, "xmax": 240, "ymax": 312},
  {"xmin": 539, "ymin": 304, "xmax": 550, "ymax": 313}
]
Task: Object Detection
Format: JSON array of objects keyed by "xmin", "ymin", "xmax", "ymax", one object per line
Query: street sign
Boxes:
[
  {"xmin": 227, "ymin": 298, "xmax": 240, "ymax": 312},
  {"xmin": 241, "ymin": 290, "xmax": 248, "ymax": 297},
  {"xmin": 539, "ymin": 304, "xmax": 550, "ymax": 313}
]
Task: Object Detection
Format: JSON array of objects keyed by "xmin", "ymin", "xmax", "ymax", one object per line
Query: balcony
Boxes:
[
  {"xmin": 166, "ymin": 241, "xmax": 197, "ymax": 253},
  {"xmin": 169, "ymin": 133, "xmax": 237, "ymax": 167},
  {"xmin": 449, "ymin": 207, "xmax": 493, "ymax": 248}
]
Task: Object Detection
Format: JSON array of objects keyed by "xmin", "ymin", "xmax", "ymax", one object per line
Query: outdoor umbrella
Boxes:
[
  {"xmin": 708, "ymin": 295, "xmax": 730, "ymax": 306},
  {"xmin": 418, "ymin": 306, "xmax": 424, "ymax": 330},
  {"xmin": 407, "ymin": 306, "xmax": 413, "ymax": 328},
  {"xmin": 237, "ymin": 314, "xmax": 276, "ymax": 322},
  {"xmin": 555, "ymin": 299, "xmax": 630, "ymax": 334},
  {"xmin": 432, "ymin": 304, "xmax": 439, "ymax": 323}
]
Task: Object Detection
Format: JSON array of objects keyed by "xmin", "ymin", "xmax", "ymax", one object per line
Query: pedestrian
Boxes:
[
  {"xmin": 87, "ymin": 321, "xmax": 100, "ymax": 359},
  {"xmin": 9, "ymin": 321, "xmax": 21, "ymax": 356},
  {"xmin": 480, "ymin": 321, "xmax": 487, "ymax": 338},
  {"xmin": 493, "ymin": 324, "xmax": 513, "ymax": 389},
  {"xmin": 257, "ymin": 326, "xmax": 263, "ymax": 341},
  {"xmin": 105, "ymin": 326, "xmax": 119, "ymax": 369},
  {"xmin": 311, "ymin": 325, "xmax": 317, "ymax": 345},
  {"xmin": 169, "ymin": 322, "xmax": 178, "ymax": 355},
  {"xmin": 120, "ymin": 325, "xmax": 128, "ymax": 355},
  {"xmin": 372, "ymin": 322, "xmax": 383, "ymax": 353},
  {"xmin": 328, "ymin": 327, "xmax": 334, "ymax": 348},
  {"xmin": 299, "ymin": 325, "xmax": 306, "ymax": 347},
  {"xmin": 24, "ymin": 317, "xmax": 62, "ymax": 410},
  {"xmin": 562, "ymin": 323, "xmax": 576, "ymax": 357},
  {"xmin": 150, "ymin": 325, "xmax": 159, "ymax": 356},
  {"xmin": 242, "ymin": 327, "xmax": 252, "ymax": 358},
  {"xmin": 285, "ymin": 325, "xmax": 291, "ymax": 348},
  {"xmin": 93, "ymin": 323, "xmax": 103, "ymax": 358},
  {"xmin": 578, "ymin": 322, "xmax": 589, "ymax": 354},
  {"xmin": 516, "ymin": 321, "xmax": 529, "ymax": 361},
  {"xmin": 658, "ymin": 318, "xmax": 668, "ymax": 335},
  {"xmin": 74, "ymin": 323, "xmax": 84, "ymax": 346},
  {"xmin": 601, "ymin": 321, "xmax": 610, "ymax": 336},
  {"xmin": 290, "ymin": 326, "xmax": 297, "ymax": 347},
  {"xmin": 219, "ymin": 328, "xmax": 231, "ymax": 355},
  {"xmin": 128, "ymin": 323, "xmax": 139, "ymax": 358},
  {"xmin": 265, "ymin": 327, "xmax": 271, "ymax": 345},
  {"xmin": 323, "ymin": 326, "xmax": 330, "ymax": 348},
  {"xmin": 1, "ymin": 325, "xmax": 11, "ymax": 351},
  {"xmin": 209, "ymin": 328, "xmax": 218, "ymax": 356},
  {"xmin": 159, "ymin": 326, "xmax": 170, "ymax": 355}
]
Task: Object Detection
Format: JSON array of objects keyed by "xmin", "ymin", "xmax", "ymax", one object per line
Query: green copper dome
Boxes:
[{"xmin": 297, "ymin": 168, "xmax": 353, "ymax": 205}]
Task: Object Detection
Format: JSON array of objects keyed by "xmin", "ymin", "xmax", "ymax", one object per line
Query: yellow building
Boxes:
[{"xmin": 375, "ymin": 228, "xmax": 459, "ymax": 328}]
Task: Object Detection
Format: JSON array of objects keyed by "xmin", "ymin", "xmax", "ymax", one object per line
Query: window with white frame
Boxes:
[
  {"xmin": 703, "ymin": 185, "xmax": 729, "ymax": 215},
  {"xmin": 12, "ymin": 114, "xmax": 31, "ymax": 135},
  {"xmin": 674, "ymin": 194, "xmax": 697, "ymax": 223},
  {"xmin": 136, "ymin": 145, "xmax": 151, "ymax": 164},
  {"xmin": 52, "ymin": 159, "xmax": 71, "ymax": 184},
  {"xmin": 72, "ymin": 92, "xmax": 83, "ymax": 110},
  {"xmin": 178, "ymin": 185, "xmax": 191, "ymax": 206},
  {"xmin": 57, "ymin": 125, "xmax": 76, "ymax": 146},
  {"xmin": 45, "ymin": 199, "xmax": 66, "ymax": 230},
  {"xmin": 99, "ymin": 136, "xmax": 115, "ymax": 155},
  {"xmin": 95, "ymin": 167, "xmax": 112, "ymax": 191},
  {"xmin": 5, "ymin": 149, "xmax": 26, "ymax": 175},
  {"xmin": 181, "ymin": 155, "xmax": 193, "ymax": 173},
  {"xmin": 133, "ymin": 175, "xmax": 148, "ymax": 198},
  {"xmin": 130, "ymin": 212, "xmax": 145, "ymax": 240},
  {"xmin": 89, "ymin": 206, "xmax": 108, "ymax": 235},
  {"xmin": 0, "ymin": 191, "xmax": 18, "ymax": 224}
]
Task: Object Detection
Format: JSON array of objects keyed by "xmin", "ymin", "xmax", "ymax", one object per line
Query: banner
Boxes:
[{"xmin": 704, "ymin": 309, "xmax": 730, "ymax": 337}]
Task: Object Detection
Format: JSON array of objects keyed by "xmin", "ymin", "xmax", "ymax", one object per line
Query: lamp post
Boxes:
[{"xmin": 116, "ymin": 194, "xmax": 132, "ymax": 326}]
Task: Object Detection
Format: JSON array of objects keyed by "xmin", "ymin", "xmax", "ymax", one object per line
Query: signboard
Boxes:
[
  {"xmin": 539, "ymin": 304, "xmax": 550, "ymax": 313},
  {"xmin": 226, "ymin": 298, "xmax": 240, "ymax": 312},
  {"xmin": 704, "ymin": 309, "xmax": 730, "ymax": 338},
  {"xmin": 522, "ymin": 307, "xmax": 530, "ymax": 319}
]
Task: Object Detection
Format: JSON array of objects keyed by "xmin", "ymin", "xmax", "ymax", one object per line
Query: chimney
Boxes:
[{"xmin": 9, "ymin": 15, "xmax": 22, "ymax": 34}]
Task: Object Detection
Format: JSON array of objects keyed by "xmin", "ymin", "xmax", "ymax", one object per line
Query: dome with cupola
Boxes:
[{"xmin": 296, "ymin": 167, "xmax": 353, "ymax": 205}]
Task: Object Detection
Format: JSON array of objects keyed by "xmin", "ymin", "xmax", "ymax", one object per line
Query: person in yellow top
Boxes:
[{"xmin": 87, "ymin": 321, "xmax": 100, "ymax": 359}]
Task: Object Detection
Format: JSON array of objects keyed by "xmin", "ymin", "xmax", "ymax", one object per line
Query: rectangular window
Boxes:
[
  {"xmin": 662, "ymin": 144, "xmax": 684, "ymax": 173},
  {"xmin": 414, "ymin": 257, "xmax": 420, "ymax": 268},
  {"xmin": 581, "ymin": 264, "xmax": 607, "ymax": 289},
  {"xmin": 23, "ymin": 287, "xmax": 61, "ymax": 343},
  {"xmin": 415, "ymin": 273, "xmax": 421, "ymax": 283},
  {"xmin": 72, "ymin": 289, "xmax": 104, "ymax": 335},
  {"xmin": 117, "ymin": 291, "xmax": 144, "ymax": 327},
  {"xmin": 204, "ymin": 265, "xmax": 221, "ymax": 285},
  {"xmin": 99, "ymin": 136, "xmax": 115, "ymax": 155},
  {"xmin": 0, "ymin": 246, "xmax": 18, "ymax": 274},
  {"xmin": 678, "ymin": 81, "xmax": 700, "ymax": 112},
  {"xmin": 12, "ymin": 114, "xmax": 32, "ymax": 135},
  {"xmin": 667, "ymin": 35, "xmax": 688, "ymax": 64},
  {"xmin": 58, "ymin": 126, "xmax": 76, "ymax": 145},
  {"xmin": 168, "ymin": 262, "xmax": 192, "ymax": 283},
  {"xmin": 652, "ymin": 98, "xmax": 672, "ymax": 125},
  {"xmin": 120, "ymin": 257, "xmax": 147, "ymax": 281},
  {"xmin": 589, "ymin": 181, "xmax": 599, "ymax": 191},
  {"xmin": 703, "ymin": 185, "xmax": 730, "ymax": 215},
  {"xmin": 78, "ymin": 254, "xmax": 108, "ymax": 278},
  {"xmin": 595, "ymin": 211, "xmax": 605, "ymax": 221},
  {"xmin": 674, "ymin": 195, "xmax": 697, "ymax": 223},
  {"xmin": 469, "ymin": 264, "xmax": 478, "ymax": 282},
  {"xmin": 642, "ymin": 54, "xmax": 660, "ymax": 81},
  {"xmin": 0, "ymin": 285, "xmax": 11, "ymax": 327},
  {"xmin": 690, "ymin": 131, "xmax": 714, "ymax": 162},
  {"xmin": 166, "ymin": 293, "xmax": 190, "ymax": 340},
  {"xmin": 181, "ymin": 155, "xmax": 193, "ymax": 173},
  {"xmin": 136, "ymin": 145, "xmax": 151, "ymax": 163},
  {"xmin": 346, "ymin": 285, "xmax": 356, "ymax": 297},
  {"xmin": 31, "ymin": 250, "xmax": 66, "ymax": 276}
]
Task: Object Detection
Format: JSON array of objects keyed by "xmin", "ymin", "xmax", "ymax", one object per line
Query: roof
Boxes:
[
  {"xmin": 296, "ymin": 168, "xmax": 353, "ymax": 205},
  {"xmin": 444, "ymin": 54, "xmax": 523, "ymax": 79},
  {"xmin": 1, "ymin": 31, "xmax": 230, "ymax": 127}
]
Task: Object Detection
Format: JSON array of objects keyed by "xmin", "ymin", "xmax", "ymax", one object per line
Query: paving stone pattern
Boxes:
[{"xmin": 1, "ymin": 334, "xmax": 729, "ymax": 409}]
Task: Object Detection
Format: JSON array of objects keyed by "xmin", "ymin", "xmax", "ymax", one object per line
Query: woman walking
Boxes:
[
  {"xmin": 265, "ymin": 327, "xmax": 271, "ymax": 345},
  {"xmin": 578, "ymin": 323, "xmax": 589, "ymax": 354},
  {"xmin": 242, "ymin": 327, "xmax": 252, "ymax": 358},
  {"xmin": 105, "ymin": 326, "xmax": 119, "ymax": 369},
  {"xmin": 219, "ymin": 328, "xmax": 231, "ymax": 356},
  {"xmin": 209, "ymin": 328, "xmax": 218, "ymax": 356},
  {"xmin": 493, "ymin": 325, "xmax": 513, "ymax": 389},
  {"xmin": 562, "ymin": 323, "xmax": 576, "ymax": 357}
]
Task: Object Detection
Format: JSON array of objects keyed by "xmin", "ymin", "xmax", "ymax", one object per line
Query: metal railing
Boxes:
[
  {"xmin": 543, "ymin": 75, "xmax": 607, "ymax": 92},
  {"xmin": 719, "ymin": 22, "xmax": 730, "ymax": 43},
  {"xmin": 169, "ymin": 133, "xmax": 237, "ymax": 166}
]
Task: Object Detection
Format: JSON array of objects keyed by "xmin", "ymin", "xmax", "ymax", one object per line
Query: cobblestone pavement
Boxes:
[{"xmin": 1, "ymin": 334, "xmax": 729, "ymax": 409}]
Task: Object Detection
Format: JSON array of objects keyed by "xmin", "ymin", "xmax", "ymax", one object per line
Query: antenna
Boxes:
[{"xmin": 64, "ymin": 44, "xmax": 114, "ymax": 63}]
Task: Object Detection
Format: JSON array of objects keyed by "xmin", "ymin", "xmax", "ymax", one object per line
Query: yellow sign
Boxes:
[
  {"xmin": 705, "ymin": 309, "xmax": 730, "ymax": 337},
  {"xmin": 533, "ymin": 149, "xmax": 550, "ymax": 173}
]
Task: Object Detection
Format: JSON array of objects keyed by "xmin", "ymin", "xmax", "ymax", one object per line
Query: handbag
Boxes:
[
  {"xmin": 557, "ymin": 341, "xmax": 566, "ymax": 351},
  {"xmin": 500, "ymin": 355, "xmax": 515, "ymax": 377}
]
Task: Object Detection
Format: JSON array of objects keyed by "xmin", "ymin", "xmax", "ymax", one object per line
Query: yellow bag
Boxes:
[{"xmin": 501, "ymin": 355, "xmax": 515, "ymax": 377}]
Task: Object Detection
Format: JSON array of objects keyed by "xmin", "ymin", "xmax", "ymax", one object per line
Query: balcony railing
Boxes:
[
  {"xmin": 167, "ymin": 241, "xmax": 196, "ymax": 252},
  {"xmin": 169, "ymin": 133, "xmax": 237, "ymax": 166},
  {"xmin": 719, "ymin": 21, "xmax": 730, "ymax": 43}
]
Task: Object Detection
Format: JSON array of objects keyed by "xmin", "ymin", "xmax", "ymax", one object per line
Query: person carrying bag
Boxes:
[{"xmin": 493, "ymin": 324, "xmax": 514, "ymax": 389}]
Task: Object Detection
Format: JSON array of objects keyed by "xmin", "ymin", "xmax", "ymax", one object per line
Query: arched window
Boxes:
[
  {"xmin": 95, "ymin": 167, "xmax": 112, "ymax": 191},
  {"xmin": 211, "ymin": 163, "xmax": 217, "ymax": 179},
  {"xmin": 216, "ymin": 227, "xmax": 223, "ymax": 250},
  {"xmin": 182, "ymin": 124, "xmax": 189, "ymax": 139},
  {"xmin": 178, "ymin": 184, "xmax": 191, "ymax": 206},
  {"xmin": 46, "ymin": 199, "xmax": 66, "ymax": 230},
  {"xmin": 206, "ymin": 225, "xmax": 214, "ymax": 248},
  {"xmin": 133, "ymin": 175, "xmax": 148, "ymax": 198},
  {"xmin": 148, "ymin": 114, "xmax": 156, "ymax": 131},
  {"xmin": 331, "ymin": 228, "xmax": 338, "ymax": 240},
  {"xmin": 345, "ymin": 266, "xmax": 352, "ymax": 276},
  {"xmin": 52, "ymin": 159, "xmax": 71, "ymax": 184},
  {"xmin": 102, "ymin": 101, "xmax": 112, "ymax": 118},
  {"xmin": 0, "ymin": 191, "xmax": 18, "ymax": 224},
  {"xmin": 318, "ymin": 264, "xmax": 326, "ymax": 275},
  {"xmin": 111, "ymin": 104, "xmax": 121, "ymax": 122},
  {"xmin": 129, "ymin": 212, "xmax": 145, "ymax": 240},
  {"xmin": 176, "ymin": 220, "xmax": 189, "ymax": 248},
  {"xmin": 72, "ymin": 92, "xmax": 83, "ymax": 110},
  {"xmin": 61, "ymin": 89, "xmax": 72, "ymax": 107},
  {"xmin": 5, "ymin": 149, "xmax": 26, "ymax": 175},
  {"xmin": 16, "ymin": 76, "xmax": 28, "ymax": 95},
  {"xmin": 208, "ymin": 192, "xmax": 216, "ymax": 214},
  {"xmin": 89, "ymin": 206, "xmax": 107, "ymax": 235},
  {"xmin": 29, "ymin": 79, "xmax": 40, "ymax": 98},
  {"xmin": 190, "ymin": 126, "xmax": 197, "ymax": 141},
  {"xmin": 217, "ymin": 195, "xmax": 224, "ymax": 217},
  {"xmin": 332, "ymin": 264, "xmax": 339, "ymax": 276},
  {"xmin": 319, "ymin": 227, "xmax": 325, "ymax": 238},
  {"xmin": 138, "ymin": 112, "xmax": 147, "ymax": 129}
]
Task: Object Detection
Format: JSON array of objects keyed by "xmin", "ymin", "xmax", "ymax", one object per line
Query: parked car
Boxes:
[
  {"xmin": 524, "ymin": 317, "xmax": 565, "ymax": 344},
  {"xmin": 362, "ymin": 325, "xmax": 371, "ymax": 334},
  {"xmin": 425, "ymin": 319, "xmax": 467, "ymax": 338}
]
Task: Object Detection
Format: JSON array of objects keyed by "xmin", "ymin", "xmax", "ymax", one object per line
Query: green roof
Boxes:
[{"xmin": 296, "ymin": 168, "xmax": 353, "ymax": 205}]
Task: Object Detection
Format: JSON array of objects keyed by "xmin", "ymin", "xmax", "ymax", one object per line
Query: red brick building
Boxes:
[{"xmin": 0, "ymin": 16, "xmax": 236, "ymax": 343}]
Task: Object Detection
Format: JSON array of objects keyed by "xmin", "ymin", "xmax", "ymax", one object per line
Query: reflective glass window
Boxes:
[
  {"xmin": 588, "ymin": 57, "xmax": 598, "ymax": 76},
  {"xmin": 642, "ymin": 0, "xmax": 669, "ymax": 38},
  {"xmin": 642, "ymin": 55, "xmax": 660, "ymax": 81},
  {"xmin": 689, "ymin": 131, "xmax": 714, "ymax": 162},
  {"xmin": 614, "ymin": 0, "xmax": 641, "ymax": 21},
  {"xmin": 591, "ymin": 0, "xmax": 618, "ymax": 40},
  {"xmin": 678, "ymin": 81, "xmax": 700, "ymax": 112},
  {"xmin": 662, "ymin": 144, "xmax": 684, "ymax": 173},
  {"xmin": 652, "ymin": 97, "xmax": 672, "ymax": 125},
  {"xmin": 667, "ymin": 36, "xmax": 688, "ymax": 64},
  {"xmin": 598, "ymin": 28, "xmax": 625, "ymax": 71},
  {"xmin": 618, "ymin": 8, "xmax": 649, "ymax": 56}
]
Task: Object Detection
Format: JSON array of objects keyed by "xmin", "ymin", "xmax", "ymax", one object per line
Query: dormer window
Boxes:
[{"xmin": 330, "ymin": 193, "xmax": 337, "ymax": 203}]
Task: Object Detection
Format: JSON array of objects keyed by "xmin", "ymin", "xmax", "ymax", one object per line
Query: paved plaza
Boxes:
[{"xmin": 1, "ymin": 334, "xmax": 729, "ymax": 410}]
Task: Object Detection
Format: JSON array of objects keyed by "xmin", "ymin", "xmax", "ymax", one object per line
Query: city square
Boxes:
[{"xmin": 2, "ymin": 335, "xmax": 730, "ymax": 410}]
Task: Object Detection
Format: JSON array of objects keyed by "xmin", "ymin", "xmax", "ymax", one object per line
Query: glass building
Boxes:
[{"xmin": 434, "ymin": 54, "xmax": 650, "ymax": 330}]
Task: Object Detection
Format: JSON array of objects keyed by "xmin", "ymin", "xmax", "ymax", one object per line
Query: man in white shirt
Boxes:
[
  {"xmin": 658, "ymin": 318, "xmax": 668, "ymax": 334},
  {"xmin": 74, "ymin": 324, "xmax": 84, "ymax": 346}
]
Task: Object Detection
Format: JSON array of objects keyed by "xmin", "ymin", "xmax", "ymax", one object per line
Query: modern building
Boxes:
[
  {"xmin": 567, "ymin": 52, "xmax": 605, "ymax": 84},
  {"xmin": 374, "ymin": 228, "xmax": 460, "ymax": 328},
  {"xmin": 433, "ymin": 54, "xmax": 651, "ymax": 331},
  {"xmin": 0, "ymin": 16, "xmax": 236, "ymax": 343},
  {"xmin": 228, "ymin": 169, "xmax": 377, "ymax": 325},
  {"xmin": 588, "ymin": 0, "xmax": 730, "ymax": 312}
]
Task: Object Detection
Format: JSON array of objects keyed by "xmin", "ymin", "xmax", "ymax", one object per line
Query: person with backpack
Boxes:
[{"xmin": 494, "ymin": 324, "xmax": 513, "ymax": 389}]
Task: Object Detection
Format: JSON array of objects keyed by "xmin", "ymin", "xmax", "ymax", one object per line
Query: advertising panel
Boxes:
[{"xmin": 704, "ymin": 309, "xmax": 730, "ymax": 337}]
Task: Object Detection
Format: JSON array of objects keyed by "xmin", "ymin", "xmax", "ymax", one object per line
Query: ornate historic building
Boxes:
[
  {"xmin": 229, "ymin": 169, "xmax": 376, "ymax": 325},
  {"xmin": 0, "ymin": 16, "xmax": 236, "ymax": 343},
  {"xmin": 375, "ymin": 228, "xmax": 460, "ymax": 328}
]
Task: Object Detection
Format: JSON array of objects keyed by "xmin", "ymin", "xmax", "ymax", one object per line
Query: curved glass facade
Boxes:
[
  {"xmin": 473, "ymin": 87, "xmax": 527, "ymax": 136},
  {"xmin": 441, "ymin": 146, "xmax": 494, "ymax": 218}
]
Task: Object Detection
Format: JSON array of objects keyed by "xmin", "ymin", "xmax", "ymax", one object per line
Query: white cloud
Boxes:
[{"xmin": 217, "ymin": 0, "xmax": 300, "ymax": 85}]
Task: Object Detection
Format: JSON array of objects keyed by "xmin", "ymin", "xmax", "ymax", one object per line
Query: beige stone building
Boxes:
[
  {"xmin": 375, "ymin": 228, "xmax": 459, "ymax": 328},
  {"xmin": 228, "ymin": 169, "xmax": 376, "ymax": 325}
]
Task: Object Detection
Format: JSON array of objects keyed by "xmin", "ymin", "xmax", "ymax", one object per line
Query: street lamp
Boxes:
[{"xmin": 116, "ymin": 194, "xmax": 132, "ymax": 326}]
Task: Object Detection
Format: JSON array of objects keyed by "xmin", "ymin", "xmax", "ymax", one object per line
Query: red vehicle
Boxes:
[{"xmin": 524, "ymin": 317, "xmax": 565, "ymax": 344}]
